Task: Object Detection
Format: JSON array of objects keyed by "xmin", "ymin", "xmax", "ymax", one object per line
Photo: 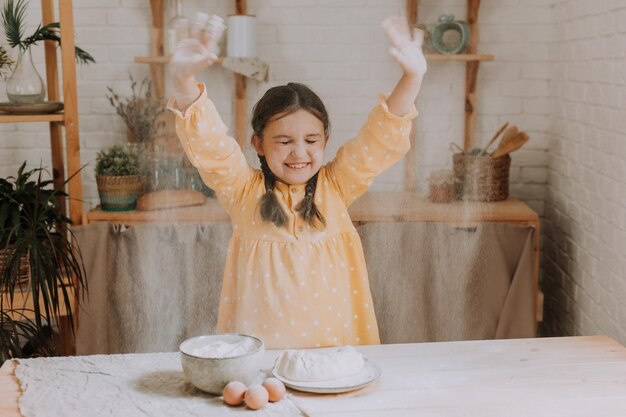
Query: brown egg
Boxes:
[
  {"xmin": 262, "ymin": 377, "xmax": 286, "ymax": 402},
  {"xmin": 244, "ymin": 385, "xmax": 269, "ymax": 410},
  {"xmin": 222, "ymin": 381, "xmax": 247, "ymax": 406}
]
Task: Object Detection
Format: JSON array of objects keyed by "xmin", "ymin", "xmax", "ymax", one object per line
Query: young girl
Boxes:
[{"xmin": 168, "ymin": 17, "xmax": 426, "ymax": 349}]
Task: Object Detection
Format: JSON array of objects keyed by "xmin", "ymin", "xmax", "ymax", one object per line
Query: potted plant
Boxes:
[
  {"xmin": 95, "ymin": 145, "xmax": 143, "ymax": 211},
  {"xmin": 1, "ymin": 0, "xmax": 94, "ymax": 103},
  {"xmin": 0, "ymin": 162, "xmax": 87, "ymax": 361}
]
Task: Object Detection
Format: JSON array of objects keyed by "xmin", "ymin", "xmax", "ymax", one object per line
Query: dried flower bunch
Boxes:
[{"xmin": 107, "ymin": 75, "xmax": 166, "ymax": 144}]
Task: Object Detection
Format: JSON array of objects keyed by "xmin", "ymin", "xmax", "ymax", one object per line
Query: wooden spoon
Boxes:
[
  {"xmin": 491, "ymin": 131, "xmax": 529, "ymax": 158},
  {"xmin": 479, "ymin": 122, "xmax": 509, "ymax": 156},
  {"xmin": 499, "ymin": 125, "xmax": 518, "ymax": 147}
]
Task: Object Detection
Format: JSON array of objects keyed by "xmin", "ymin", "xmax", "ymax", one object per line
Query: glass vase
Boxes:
[{"xmin": 6, "ymin": 47, "xmax": 46, "ymax": 103}]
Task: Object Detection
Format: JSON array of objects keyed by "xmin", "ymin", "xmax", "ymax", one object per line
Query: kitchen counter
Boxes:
[
  {"xmin": 86, "ymin": 192, "xmax": 539, "ymax": 226},
  {"xmin": 3, "ymin": 336, "xmax": 626, "ymax": 416}
]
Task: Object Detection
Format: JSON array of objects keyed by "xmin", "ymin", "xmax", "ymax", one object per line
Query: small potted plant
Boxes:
[
  {"xmin": 95, "ymin": 145, "xmax": 143, "ymax": 211},
  {"xmin": 0, "ymin": 162, "xmax": 87, "ymax": 360}
]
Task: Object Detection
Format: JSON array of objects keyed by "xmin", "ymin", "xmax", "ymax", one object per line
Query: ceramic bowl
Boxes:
[{"xmin": 179, "ymin": 333, "xmax": 264, "ymax": 395}]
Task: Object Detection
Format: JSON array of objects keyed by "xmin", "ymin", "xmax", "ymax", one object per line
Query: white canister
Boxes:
[{"xmin": 227, "ymin": 15, "xmax": 256, "ymax": 58}]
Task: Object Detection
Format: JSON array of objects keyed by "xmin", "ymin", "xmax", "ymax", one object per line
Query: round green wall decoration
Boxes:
[{"xmin": 432, "ymin": 14, "xmax": 471, "ymax": 55}]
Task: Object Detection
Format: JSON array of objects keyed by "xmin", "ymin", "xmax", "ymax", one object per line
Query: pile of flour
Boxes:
[
  {"xmin": 275, "ymin": 346, "xmax": 365, "ymax": 382},
  {"xmin": 190, "ymin": 338, "xmax": 257, "ymax": 358}
]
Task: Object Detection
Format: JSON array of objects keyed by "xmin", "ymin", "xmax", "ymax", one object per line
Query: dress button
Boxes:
[
  {"xmin": 297, "ymin": 226, "xmax": 304, "ymax": 232},
  {"xmin": 291, "ymin": 188, "xmax": 297, "ymax": 194}
]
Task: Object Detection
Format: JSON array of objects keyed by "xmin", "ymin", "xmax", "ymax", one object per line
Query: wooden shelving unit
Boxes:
[
  {"xmin": 404, "ymin": 0, "xmax": 493, "ymax": 191},
  {"xmin": 0, "ymin": 0, "xmax": 83, "ymax": 355},
  {"xmin": 0, "ymin": 0, "xmax": 84, "ymax": 227}
]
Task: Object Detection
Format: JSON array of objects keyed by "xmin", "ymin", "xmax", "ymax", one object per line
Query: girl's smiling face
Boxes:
[{"xmin": 252, "ymin": 109, "xmax": 328, "ymax": 185}]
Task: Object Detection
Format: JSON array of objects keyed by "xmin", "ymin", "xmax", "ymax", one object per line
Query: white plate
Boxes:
[{"xmin": 272, "ymin": 358, "xmax": 381, "ymax": 394}]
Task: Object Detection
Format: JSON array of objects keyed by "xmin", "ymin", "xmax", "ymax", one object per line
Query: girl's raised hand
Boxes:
[
  {"xmin": 169, "ymin": 19, "xmax": 223, "ymax": 108},
  {"xmin": 382, "ymin": 16, "xmax": 427, "ymax": 79},
  {"xmin": 170, "ymin": 37, "xmax": 219, "ymax": 83}
]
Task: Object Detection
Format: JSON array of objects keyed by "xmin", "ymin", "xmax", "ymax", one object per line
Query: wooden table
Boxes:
[{"xmin": 3, "ymin": 336, "xmax": 626, "ymax": 416}]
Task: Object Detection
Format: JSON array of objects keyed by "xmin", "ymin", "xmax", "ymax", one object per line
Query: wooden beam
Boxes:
[
  {"xmin": 59, "ymin": 0, "xmax": 83, "ymax": 227},
  {"xmin": 464, "ymin": 0, "xmax": 481, "ymax": 151},
  {"xmin": 236, "ymin": 0, "xmax": 247, "ymax": 15},
  {"xmin": 41, "ymin": 0, "xmax": 66, "ymax": 219},
  {"xmin": 464, "ymin": 61, "xmax": 479, "ymax": 151},
  {"xmin": 467, "ymin": 0, "xmax": 480, "ymax": 53},
  {"xmin": 149, "ymin": 0, "xmax": 165, "ymax": 98},
  {"xmin": 234, "ymin": 0, "xmax": 248, "ymax": 149},
  {"xmin": 235, "ymin": 75, "xmax": 247, "ymax": 148},
  {"xmin": 406, "ymin": 0, "xmax": 418, "ymax": 26},
  {"xmin": 403, "ymin": 0, "xmax": 419, "ymax": 191}
]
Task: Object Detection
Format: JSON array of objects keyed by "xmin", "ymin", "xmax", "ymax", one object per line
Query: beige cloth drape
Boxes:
[
  {"xmin": 74, "ymin": 222, "xmax": 535, "ymax": 355},
  {"xmin": 74, "ymin": 222, "xmax": 231, "ymax": 354},
  {"xmin": 360, "ymin": 222, "xmax": 535, "ymax": 343}
]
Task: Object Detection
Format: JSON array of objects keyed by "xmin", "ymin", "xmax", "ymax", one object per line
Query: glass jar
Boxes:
[
  {"xmin": 6, "ymin": 47, "xmax": 46, "ymax": 103},
  {"xmin": 428, "ymin": 169, "xmax": 454, "ymax": 203}
]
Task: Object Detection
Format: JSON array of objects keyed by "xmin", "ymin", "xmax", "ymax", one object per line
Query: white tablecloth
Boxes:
[{"xmin": 15, "ymin": 352, "xmax": 309, "ymax": 417}]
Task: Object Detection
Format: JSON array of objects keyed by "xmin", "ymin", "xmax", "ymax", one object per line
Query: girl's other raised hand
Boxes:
[{"xmin": 382, "ymin": 16, "xmax": 427, "ymax": 79}]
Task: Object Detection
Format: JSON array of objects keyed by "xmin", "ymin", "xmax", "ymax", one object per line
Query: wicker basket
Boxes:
[
  {"xmin": 96, "ymin": 175, "xmax": 143, "ymax": 211},
  {"xmin": 453, "ymin": 153, "xmax": 511, "ymax": 202}
]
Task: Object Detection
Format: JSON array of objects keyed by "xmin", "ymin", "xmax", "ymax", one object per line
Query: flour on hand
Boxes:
[{"xmin": 275, "ymin": 346, "xmax": 365, "ymax": 382}]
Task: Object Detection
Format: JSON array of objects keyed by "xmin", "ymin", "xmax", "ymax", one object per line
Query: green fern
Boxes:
[
  {"xmin": 2, "ymin": 0, "xmax": 94, "ymax": 64},
  {"xmin": 1, "ymin": 0, "xmax": 26, "ymax": 49}
]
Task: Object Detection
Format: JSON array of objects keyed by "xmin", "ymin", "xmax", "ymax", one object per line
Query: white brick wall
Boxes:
[{"xmin": 542, "ymin": 1, "xmax": 626, "ymax": 344}]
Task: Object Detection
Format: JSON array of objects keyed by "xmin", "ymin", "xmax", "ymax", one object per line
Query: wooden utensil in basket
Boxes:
[
  {"xmin": 491, "ymin": 131, "xmax": 529, "ymax": 158},
  {"xmin": 479, "ymin": 122, "xmax": 509, "ymax": 156}
]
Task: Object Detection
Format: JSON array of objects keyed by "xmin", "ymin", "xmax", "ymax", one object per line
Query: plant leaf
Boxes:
[{"xmin": 1, "ymin": 0, "xmax": 27, "ymax": 49}]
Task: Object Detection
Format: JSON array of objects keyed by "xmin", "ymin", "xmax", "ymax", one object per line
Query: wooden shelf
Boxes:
[
  {"xmin": 426, "ymin": 53, "xmax": 494, "ymax": 62},
  {"xmin": 0, "ymin": 113, "xmax": 64, "ymax": 123},
  {"xmin": 135, "ymin": 55, "xmax": 224, "ymax": 65},
  {"xmin": 135, "ymin": 55, "xmax": 169, "ymax": 64},
  {"xmin": 1, "ymin": 283, "xmax": 73, "ymax": 321},
  {"xmin": 86, "ymin": 192, "xmax": 539, "ymax": 227}
]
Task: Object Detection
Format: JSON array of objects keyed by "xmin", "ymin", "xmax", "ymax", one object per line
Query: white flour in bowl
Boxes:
[
  {"xmin": 275, "ymin": 346, "xmax": 365, "ymax": 382},
  {"xmin": 190, "ymin": 338, "xmax": 257, "ymax": 358}
]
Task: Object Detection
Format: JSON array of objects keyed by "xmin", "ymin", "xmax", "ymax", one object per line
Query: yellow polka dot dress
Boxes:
[{"xmin": 168, "ymin": 84, "xmax": 417, "ymax": 349}]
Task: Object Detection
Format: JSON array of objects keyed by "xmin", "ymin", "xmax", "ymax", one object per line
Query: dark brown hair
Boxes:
[{"xmin": 252, "ymin": 83, "xmax": 329, "ymax": 230}]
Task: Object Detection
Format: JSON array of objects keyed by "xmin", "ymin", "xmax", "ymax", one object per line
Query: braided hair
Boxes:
[{"xmin": 252, "ymin": 83, "xmax": 329, "ymax": 230}]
